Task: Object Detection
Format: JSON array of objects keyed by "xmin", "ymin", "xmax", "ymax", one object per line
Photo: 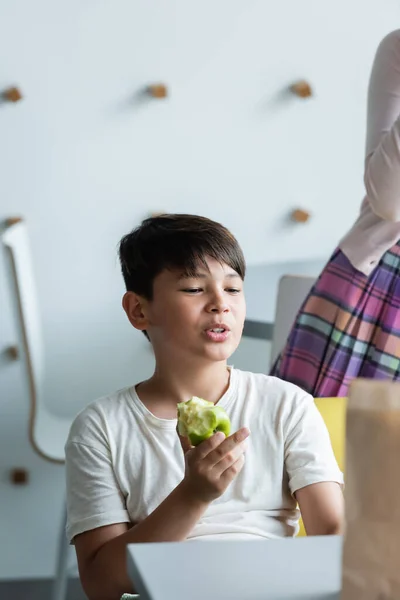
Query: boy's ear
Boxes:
[{"xmin": 122, "ymin": 292, "xmax": 150, "ymax": 331}]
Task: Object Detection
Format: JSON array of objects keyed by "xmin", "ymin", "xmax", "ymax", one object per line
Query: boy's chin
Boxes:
[{"xmin": 202, "ymin": 342, "xmax": 238, "ymax": 362}]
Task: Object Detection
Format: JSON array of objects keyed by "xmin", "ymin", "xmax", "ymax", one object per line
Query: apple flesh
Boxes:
[{"xmin": 177, "ymin": 396, "xmax": 231, "ymax": 446}]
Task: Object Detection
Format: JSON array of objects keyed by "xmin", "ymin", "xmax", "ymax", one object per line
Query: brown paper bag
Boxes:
[{"xmin": 341, "ymin": 379, "xmax": 400, "ymax": 600}]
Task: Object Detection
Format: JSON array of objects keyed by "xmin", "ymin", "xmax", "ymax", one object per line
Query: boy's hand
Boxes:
[{"xmin": 178, "ymin": 427, "xmax": 250, "ymax": 504}]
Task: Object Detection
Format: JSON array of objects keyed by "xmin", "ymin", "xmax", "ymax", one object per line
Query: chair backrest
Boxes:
[
  {"xmin": 3, "ymin": 220, "xmax": 90, "ymax": 463},
  {"xmin": 270, "ymin": 274, "xmax": 315, "ymax": 367},
  {"xmin": 2, "ymin": 220, "xmax": 45, "ymax": 432},
  {"xmin": 297, "ymin": 396, "xmax": 347, "ymax": 537},
  {"xmin": 315, "ymin": 397, "xmax": 347, "ymax": 471}
]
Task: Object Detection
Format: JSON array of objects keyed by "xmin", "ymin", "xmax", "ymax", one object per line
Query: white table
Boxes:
[{"xmin": 127, "ymin": 535, "xmax": 342, "ymax": 600}]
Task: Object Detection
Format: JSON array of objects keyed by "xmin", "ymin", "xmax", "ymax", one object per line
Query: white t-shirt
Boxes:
[{"xmin": 65, "ymin": 369, "xmax": 343, "ymax": 543}]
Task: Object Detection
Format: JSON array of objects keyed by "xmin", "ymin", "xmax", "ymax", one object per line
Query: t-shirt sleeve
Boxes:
[
  {"xmin": 284, "ymin": 393, "xmax": 344, "ymax": 495},
  {"xmin": 65, "ymin": 412, "xmax": 130, "ymax": 543}
]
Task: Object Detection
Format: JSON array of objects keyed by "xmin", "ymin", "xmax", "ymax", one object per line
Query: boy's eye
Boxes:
[
  {"xmin": 226, "ymin": 288, "xmax": 241, "ymax": 294},
  {"xmin": 182, "ymin": 288, "xmax": 203, "ymax": 294}
]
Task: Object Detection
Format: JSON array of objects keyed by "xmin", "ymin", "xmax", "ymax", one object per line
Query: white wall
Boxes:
[{"xmin": 0, "ymin": 0, "xmax": 399, "ymax": 579}]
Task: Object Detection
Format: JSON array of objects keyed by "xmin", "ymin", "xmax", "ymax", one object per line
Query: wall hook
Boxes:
[
  {"xmin": 6, "ymin": 345, "xmax": 19, "ymax": 360},
  {"xmin": 291, "ymin": 208, "xmax": 311, "ymax": 223},
  {"xmin": 147, "ymin": 84, "xmax": 168, "ymax": 99},
  {"xmin": 5, "ymin": 216, "xmax": 23, "ymax": 227},
  {"xmin": 290, "ymin": 81, "xmax": 313, "ymax": 99},
  {"xmin": 10, "ymin": 468, "xmax": 29, "ymax": 485},
  {"xmin": 2, "ymin": 86, "xmax": 23, "ymax": 103}
]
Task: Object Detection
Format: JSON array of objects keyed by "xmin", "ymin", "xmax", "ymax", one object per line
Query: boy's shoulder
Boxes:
[
  {"xmin": 234, "ymin": 369, "xmax": 318, "ymax": 435},
  {"xmin": 234, "ymin": 368, "xmax": 314, "ymax": 412},
  {"xmin": 235, "ymin": 368, "xmax": 311, "ymax": 397},
  {"xmin": 66, "ymin": 385, "xmax": 136, "ymax": 447}
]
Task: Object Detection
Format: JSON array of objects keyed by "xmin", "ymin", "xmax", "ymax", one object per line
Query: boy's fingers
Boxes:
[
  {"xmin": 176, "ymin": 423, "xmax": 191, "ymax": 452},
  {"xmin": 193, "ymin": 431, "xmax": 227, "ymax": 460},
  {"xmin": 177, "ymin": 431, "xmax": 193, "ymax": 454},
  {"xmin": 207, "ymin": 427, "xmax": 250, "ymax": 465},
  {"xmin": 220, "ymin": 453, "xmax": 245, "ymax": 481},
  {"xmin": 214, "ymin": 439, "xmax": 247, "ymax": 472},
  {"xmin": 179, "ymin": 427, "xmax": 250, "ymax": 461},
  {"xmin": 223, "ymin": 427, "xmax": 250, "ymax": 449}
]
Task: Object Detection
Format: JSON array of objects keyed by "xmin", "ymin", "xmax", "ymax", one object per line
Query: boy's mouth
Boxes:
[
  {"xmin": 205, "ymin": 323, "xmax": 230, "ymax": 333},
  {"xmin": 204, "ymin": 324, "xmax": 231, "ymax": 342}
]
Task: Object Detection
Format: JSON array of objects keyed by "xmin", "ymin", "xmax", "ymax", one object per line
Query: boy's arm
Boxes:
[
  {"xmin": 284, "ymin": 392, "xmax": 344, "ymax": 536},
  {"xmin": 295, "ymin": 482, "xmax": 344, "ymax": 536},
  {"xmin": 72, "ymin": 428, "xmax": 249, "ymax": 600},
  {"xmin": 75, "ymin": 481, "xmax": 208, "ymax": 600}
]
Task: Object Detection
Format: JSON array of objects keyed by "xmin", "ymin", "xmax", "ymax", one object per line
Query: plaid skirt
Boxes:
[{"xmin": 270, "ymin": 243, "xmax": 400, "ymax": 397}]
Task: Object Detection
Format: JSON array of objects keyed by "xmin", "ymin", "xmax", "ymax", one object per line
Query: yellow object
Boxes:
[{"xmin": 297, "ymin": 397, "xmax": 347, "ymax": 537}]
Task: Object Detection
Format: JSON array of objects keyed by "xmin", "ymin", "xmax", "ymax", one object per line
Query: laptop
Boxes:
[{"xmin": 126, "ymin": 535, "xmax": 342, "ymax": 600}]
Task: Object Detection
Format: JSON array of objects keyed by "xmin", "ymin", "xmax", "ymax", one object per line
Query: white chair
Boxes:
[
  {"xmin": 2, "ymin": 217, "xmax": 74, "ymax": 600},
  {"xmin": 270, "ymin": 274, "xmax": 315, "ymax": 368}
]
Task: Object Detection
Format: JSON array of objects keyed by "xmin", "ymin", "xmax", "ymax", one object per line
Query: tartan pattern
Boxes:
[{"xmin": 271, "ymin": 244, "xmax": 400, "ymax": 397}]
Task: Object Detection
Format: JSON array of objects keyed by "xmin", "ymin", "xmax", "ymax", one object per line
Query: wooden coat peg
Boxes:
[
  {"xmin": 6, "ymin": 345, "xmax": 19, "ymax": 360},
  {"xmin": 290, "ymin": 80, "xmax": 313, "ymax": 99},
  {"xmin": 291, "ymin": 209, "xmax": 311, "ymax": 223},
  {"xmin": 10, "ymin": 468, "xmax": 29, "ymax": 485},
  {"xmin": 3, "ymin": 86, "xmax": 23, "ymax": 103},
  {"xmin": 5, "ymin": 216, "xmax": 23, "ymax": 227},
  {"xmin": 147, "ymin": 84, "xmax": 168, "ymax": 99}
]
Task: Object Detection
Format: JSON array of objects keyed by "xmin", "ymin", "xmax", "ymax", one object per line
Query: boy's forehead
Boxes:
[
  {"xmin": 175, "ymin": 260, "xmax": 240, "ymax": 279},
  {"xmin": 154, "ymin": 258, "xmax": 241, "ymax": 285}
]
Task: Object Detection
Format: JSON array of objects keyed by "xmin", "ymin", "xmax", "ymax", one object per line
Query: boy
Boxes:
[{"xmin": 65, "ymin": 214, "xmax": 344, "ymax": 600}]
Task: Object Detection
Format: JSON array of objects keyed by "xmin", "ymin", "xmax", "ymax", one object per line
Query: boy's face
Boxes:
[{"xmin": 135, "ymin": 257, "xmax": 246, "ymax": 364}]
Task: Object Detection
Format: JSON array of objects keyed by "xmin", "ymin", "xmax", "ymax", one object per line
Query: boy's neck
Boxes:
[{"xmin": 137, "ymin": 360, "xmax": 231, "ymax": 415}]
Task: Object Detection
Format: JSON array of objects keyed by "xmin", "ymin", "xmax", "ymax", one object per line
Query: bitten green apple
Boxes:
[{"xmin": 177, "ymin": 396, "xmax": 231, "ymax": 446}]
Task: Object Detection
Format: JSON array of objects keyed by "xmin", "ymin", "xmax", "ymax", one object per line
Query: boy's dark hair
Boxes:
[{"xmin": 119, "ymin": 213, "xmax": 246, "ymax": 300}]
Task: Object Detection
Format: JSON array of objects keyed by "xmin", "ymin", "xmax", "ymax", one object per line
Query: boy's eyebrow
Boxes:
[
  {"xmin": 177, "ymin": 272, "xmax": 206, "ymax": 280},
  {"xmin": 177, "ymin": 271, "xmax": 241, "ymax": 280}
]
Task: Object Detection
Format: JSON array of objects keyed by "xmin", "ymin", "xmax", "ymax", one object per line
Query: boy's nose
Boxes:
[{"xmin": 208, "ymin": 297, "xmax": 229, "ymax": 313}]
